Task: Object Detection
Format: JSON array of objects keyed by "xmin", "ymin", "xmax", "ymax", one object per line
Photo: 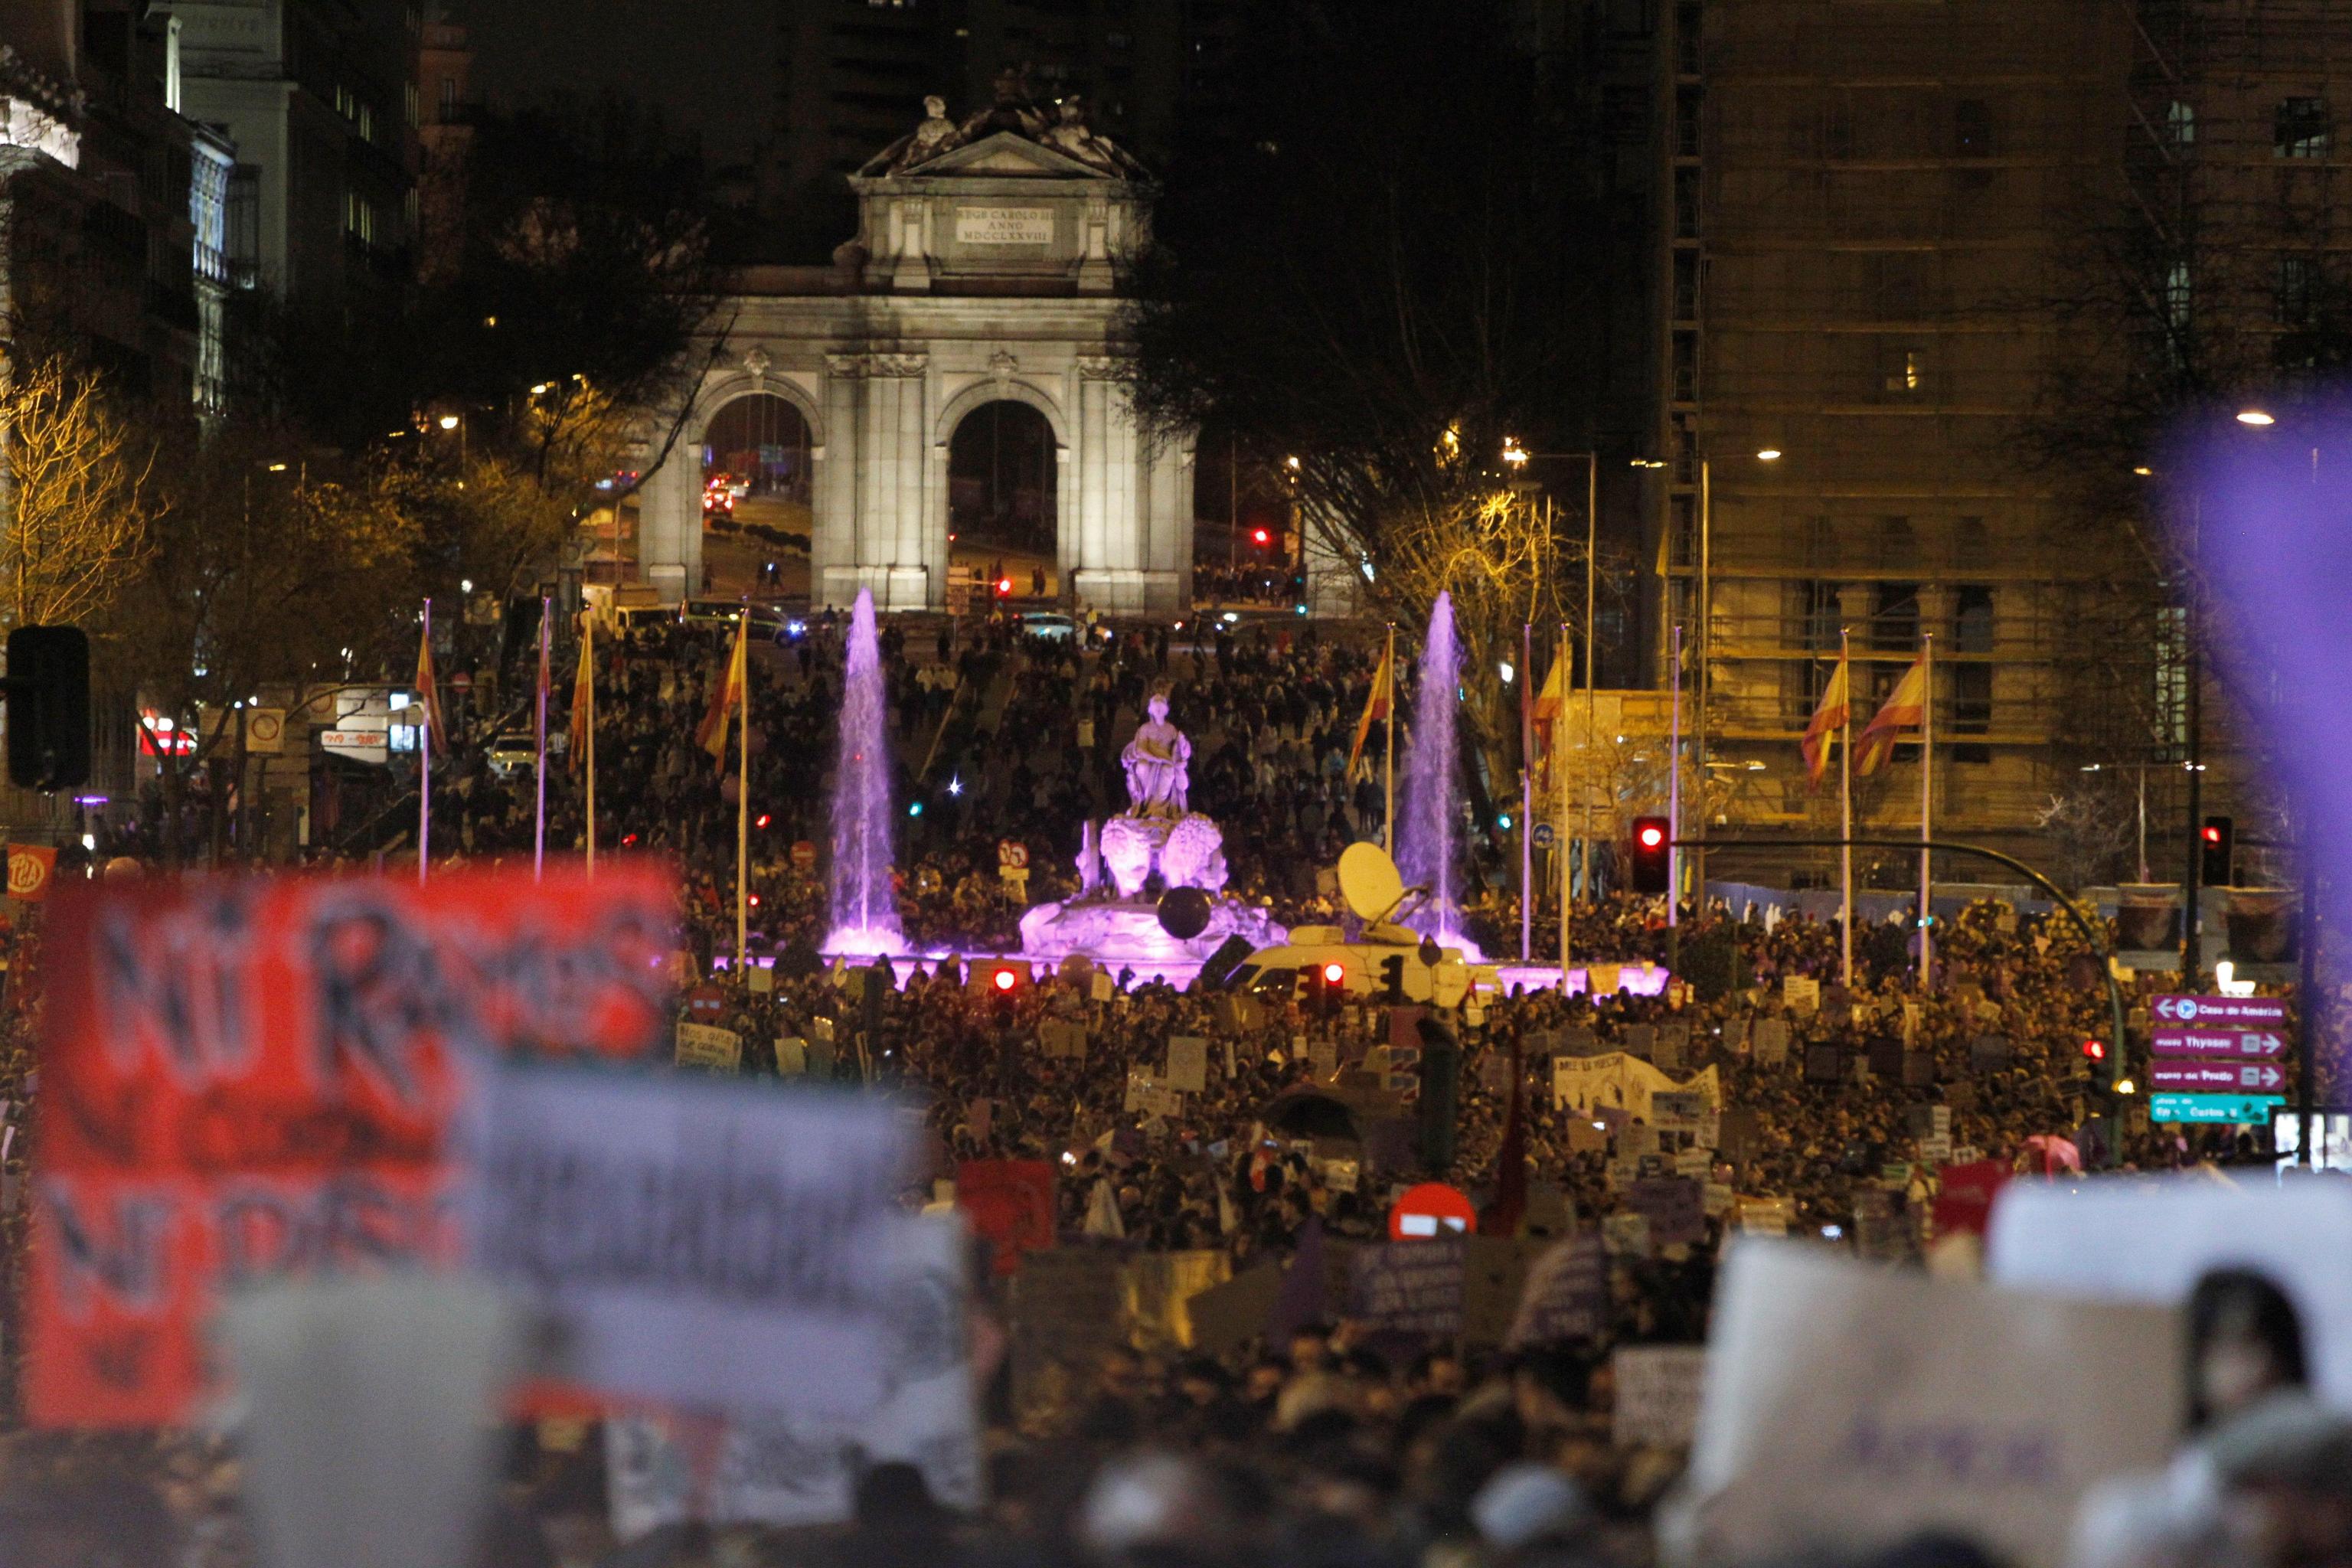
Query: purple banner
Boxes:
[
  {"xmin": 2151, "ymin": 995, "xmax": 2287, "ymax": 1027},
  {"xmin": 2150, "ymin": 1027, "xmax": 2286, "ymax": 1059}
]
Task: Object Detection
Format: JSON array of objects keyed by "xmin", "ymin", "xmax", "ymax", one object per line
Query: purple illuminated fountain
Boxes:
[
  {"xmin": 825, "ymin": 588, "xmax": 905, "ymax": 956},
  {"xmin": 1395, "ymin": 590, "xmax": 1475, "ymax": 950}
]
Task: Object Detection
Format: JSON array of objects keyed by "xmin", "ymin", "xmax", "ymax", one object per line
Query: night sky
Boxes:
[{"xmin": 456, "ymin": 0, "xmax": 776, "ymax": 166}]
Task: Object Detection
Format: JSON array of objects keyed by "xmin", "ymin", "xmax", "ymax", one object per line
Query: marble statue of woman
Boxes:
[{"xmin": 1121, "ymin": 690, "xmax": 1190, "ymax": 820}]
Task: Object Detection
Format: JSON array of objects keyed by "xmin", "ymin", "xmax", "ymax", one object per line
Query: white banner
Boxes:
[
  {"xmin": 1550, "ymin": 1053, "xmax": 1720, "ymax": 1121},
  {"xmin": 675, "ymin": 1022, "xmax": 742, "ymax": 1071},
  {"xmin": 1988, "ymin": 1178, "xmax": 2352, "ymax": 1410},
  {"xmin": 463, "ymin": 1068, "xmax": 915, "ymax": 1420},
  {"xmin": 1665, "ymin": 1242, "xmax": 2179, "ymax": 1568},
  {"xmin": 606, "ymin": 1213, "xmax": 981, "ymax": 1538}
]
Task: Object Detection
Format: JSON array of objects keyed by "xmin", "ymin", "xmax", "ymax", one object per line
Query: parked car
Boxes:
[{"xmin": 1020, "ymin": 611, "xmax": 1079, "ymax": 641}]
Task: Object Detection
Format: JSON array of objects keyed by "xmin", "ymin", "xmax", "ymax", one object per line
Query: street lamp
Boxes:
[
  {"xmin": 2236, "ymin": 408, "xmax": 2276, "ymax": 426},
  {"xmin": 1756, "ymin": 448, "xmax": 1783, "ymax": 462},
  {"xmin": 438, "ymin": 413, "xmax": 460, "ymax": 430}
]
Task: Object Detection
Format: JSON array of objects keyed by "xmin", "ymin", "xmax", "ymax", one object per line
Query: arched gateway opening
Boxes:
[
  {"xmin": 948, "ymin": 400, "xmax": 1058, "ymax": 602},
  {"xmin": 700, "ymin": 393, "xmax": 814, "ymax": 595}
]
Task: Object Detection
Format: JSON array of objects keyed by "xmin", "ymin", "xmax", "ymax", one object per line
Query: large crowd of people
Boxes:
[{"xmin": 5, "ymin": 601, "xmax": 2346, "ymax": 1568}]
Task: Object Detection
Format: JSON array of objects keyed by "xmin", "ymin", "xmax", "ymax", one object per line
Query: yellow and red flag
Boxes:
[
  {"xmin": 1854, "ymin": 655, "xmax": 1929, "ymax": 777},
  {"xmin": 413, "ymin": 621, "xmax": 446, "ymax": 754},
  {"xmin": 1799, "ymin": 653, "xmax": 1850, "ymax": 789},
  {"xmin": 695, "ymin": 617, "xmax": 750, "ymax": 772},
  {"xmin": 568, "ymin": 619, "xmax": 594, "ymax": 776},
  {"xmin": 1347, "ymin": 645, "xmax": 1394, "ymax": 774}
]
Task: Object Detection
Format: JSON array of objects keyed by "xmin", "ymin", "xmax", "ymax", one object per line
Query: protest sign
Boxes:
[
  {"xmin": 674, "ymin": 1022, "xmax": 742, "ymax": 1072},
  {"xmin": 1987, "ymin": 1179, "xmax": 2352, "ymax": 1408},
  {"xmin": 1122, "ymin": 1250, "xmax": 1233, "ymax": 1351},
  {"xmin": 1461, "ymin": 1236, "xmax": 1540, "ymax": 1346},
  {"xmin": 1627, "ymin": 1177, "xmax": 1705, "ymax": 1248},
  {"xmin": 1566, "ymin": 1117, "xmax": 1610, "ymax": 1154},
  {"xmin": 1011, "ymin": 1248, "xmax": 1127, "ymax": 1423},
  {"xmin": 1651, "ymin": 1090, "xmax": 1707, "ymax": 1136},
  {"xmin": 1350, "ymin": 1239, "xmax": 1466, "ymax": 1338},
  {"xmin": 26, "ymin": 867, "xmax": 676, "ymax": 1426},
  {"xmin": 1602, "ymin": 1211, "xmax": 1651, "ymax": 1256},
  {"xmin": 1669, "ymin": 1243, "xmax": 2179, "ymax": 1568},
  {"xmin": 1656, "ymin": 1021, "xmax": 1690, "ymax": 1072},
  {"xmin": 465, "ymin": 1070, "xmax": 921, "ymax": 1420},
  {"xmin": 1703, "ymin": 1181, "xmax": 1734, "ymax": 1218},
  {"xmin": 776, "ymin": 1037, "xmax": 807, "ymax": 1076},
  {"xmin": 1737, "ymin": 1197, "xmax": 1792, "ymax": 1236},
  {"xmin": 1186, "ymin": 1260, "xmax": 1284, "ymax": 1357},
  {"xmin": 1507, "ymin": 1233, "xmax": 1609, "ymax": 1345},
  {"xmin": 1165, "ymin": 1035, "xmax": 1209, "ymax": 1093},
  {"xmin": 1751, "ymin": 1018, "xmax": 1789, "ymax": 1067},
  {"xmin": 1613, "ymin": 1344, "xmax": 1706, "ymax": 1449},
  {"xmin": 606, "ymin": 1213, "xmax": 982, "ymax": 1539},
  {"xmin": 956, "ymin": 1159, "xmax": 1057, "ymax": 1275},
  {"xmin": 1782, "ymin": 975, "xmax": 1821, "ymax": 1015},
  {"xmin": 7, "ymin": 842, "xmax": 56, "ymax": 901},
  {"xmin": 1551, "ymin": 1054, "xmax": 1720, "ymax": 1122},
  {"xmin": 1907, "ymin": 1105, "xmax": 1953, "ymax": 1142}
]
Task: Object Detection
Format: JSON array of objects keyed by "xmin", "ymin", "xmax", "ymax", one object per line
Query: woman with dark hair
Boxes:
[{"xmin": 2185, "ymin": 1269, "xmax": 2311, "ymax": 1432}]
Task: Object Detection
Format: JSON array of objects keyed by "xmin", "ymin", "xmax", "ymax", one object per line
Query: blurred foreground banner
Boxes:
[
  {"xmin": 27, "ymin": 867, "xmax": 677, "ymax": 1426},
  {"xmin": 603, "ymin": 1212, "xmax": 982, "ymax": 1539},
  {"xmin": 1665, "ymin": 1242, "xmax": 2179, "ymax": 1568},
  {"xmin": 462, "ymin": 1069, "xmax": 918, "ymax": 1419}
]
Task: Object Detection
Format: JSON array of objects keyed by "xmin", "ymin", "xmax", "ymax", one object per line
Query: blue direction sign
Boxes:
[
  {"xmin": 2151, "ymin": 995, "xmax": 2287, "ymax": 1027},
  {"xmin": 2151, "ymin": 1092, "xmax": 2287, "ymax": 1125},
  {"xmin": 1532, "ymin": 822, "xmax": 1557, "ymax": 850}
]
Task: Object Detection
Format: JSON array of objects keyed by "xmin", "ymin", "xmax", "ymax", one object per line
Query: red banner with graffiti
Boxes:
[
  {"xmin": 26, "ymin": 865, "xmax": 676, "ymax": 1426},
  {"xmin": 955, "ymin": 1158, "xmax": 1057, "ymax": 1275}
]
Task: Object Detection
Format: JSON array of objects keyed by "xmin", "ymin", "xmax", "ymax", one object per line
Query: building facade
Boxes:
[
  {"xmin": 639, "ymin": 93, "xmax": 1193, "ymax": 613},
  {"xmin": 1671, "ymin": 0, "xmax": 2149, "ymax": 883},
  {"xmin": 166, "ymin": 0, "xmax": 416, "ymax": 318}
]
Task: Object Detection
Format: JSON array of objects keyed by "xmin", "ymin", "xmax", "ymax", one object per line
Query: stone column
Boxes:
[{"xmin": 826, "ymin": 352, "xmax": 931, "ymax": 609}]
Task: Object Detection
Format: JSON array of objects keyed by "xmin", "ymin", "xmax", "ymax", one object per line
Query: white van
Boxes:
[{"xmin": 1225, "ymin": 924, "xmax": 1481, "ymax": 1008}]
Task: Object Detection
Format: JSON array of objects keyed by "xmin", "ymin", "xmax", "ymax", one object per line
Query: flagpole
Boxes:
[
  {"xmin": 585, "ymin": 622, "xmax": 597, "ymax": 880},
  {"xmin": 1557, "ymin": 622, "xmax": 1572, "ymax": 989},
  {"xmin": 418, "ymin": 598, "xmax": 431, "ymax": 887},
  {"xmin": 1840, "ymin": 626, "xmax": 1854, "ymax": 988},
  {"xmin": 1383, "ymin": 622, "xmax": 1396, "ymax": 858},
  {"xmin": 1919, "ymin": 632, "xmax": 1933, "ymax": 989},
  {"xmin": 736, "ymin": 626, "xmax": 750, "ymax": 983},
  {"xmin": 1667, "ymin": 623, "xmax": 1682, "ymax": 931},
  {"xmin": 1520, "ymin": 619, "xmax": 1532, "ymax": 962},
  {"xmin": 534, "ymin": 597, "xmax": 549, "ymax": 882}
]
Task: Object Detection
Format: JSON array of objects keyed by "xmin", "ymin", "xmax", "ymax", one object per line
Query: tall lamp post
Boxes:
[{"xmin": 1500, "ymin": 445, "xmax": 1597, "ymax": 931}]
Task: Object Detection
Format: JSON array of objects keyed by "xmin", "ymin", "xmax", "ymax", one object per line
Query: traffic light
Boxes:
[
  {"xmin": 1320, "ymin": 959, "xmax": 1346, "ymax": 1016},
  {"xmin": 2081, "ymin": 1038, "xmax": 2107, "ymax": 1064},
  {"xmin": 2200, "ymin": 815, "xmax": 2234, "ymax": 887},
  {"xmin": 1378, "ymin": 953, "xmax": 1407, "ymax": 1004},
  {"xmin": 1629, "ymin": 815, "xmax": 1671, "ymax": 894},
  {"xmin": 1251, "ymin": 527, "xmax": 1271, "ymax": 547},
  {"xmin": 7, "ymin": 626, "xmax": 89, "ymax": 791}
]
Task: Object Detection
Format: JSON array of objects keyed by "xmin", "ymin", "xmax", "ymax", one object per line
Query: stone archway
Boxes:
[
  {"xmin": 634, "ymin": 92, "xmax": 1195, "ymax": 613},
  {"xmin": 945, "ymin": 397, "xmax": 1060, "ymax": 596}
]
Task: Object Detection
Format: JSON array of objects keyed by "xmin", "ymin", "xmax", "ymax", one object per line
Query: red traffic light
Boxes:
[
  {"xmin": 2082, "ymin": 1038, "xmax": 2106, "ymax": 1061},
  {"xmin": 755, "ymin": 813, "xmax": 771, "ymax": 829},
  {"xmin": 1638, "ymin": 822, "xmax": 1667, "ymax": 850},
  {"xmin": 995, "ymin": 577, "xmax": 1013, "ymax": 596},
  {"xmin": 992, "ymin": 967, "xmax": 1019, "ymax": 992},
  {"xmin": 1252, "ymin": 528, "xmax": 1271, "ymax": 545},
  {"xmin": 1321, "ymin": 961, "xmax": 1345, "ymax": 985},
  {"xmin": 2202, "ymin": 825, "xmax": 2223, "ymax": 844}
]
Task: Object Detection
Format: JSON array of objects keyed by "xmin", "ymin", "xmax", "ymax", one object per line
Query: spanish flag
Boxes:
[
  {"xmin": 1854, "ymin": 655, "xmax": 1929, "ymax": 777},
  {"xmin": 1798, "ymin": 653, "xmax": 1850, "ymax": 789},
  {"xmin": 413, "ymin": 621, "xmax": 446, "ymax": 755},
  {"xmin": 1347, "ymin": 645, "xmax": 1393, "ymax": 774},
  {"xmin": 695, "ymin": 617, "xmax": 750, "ymax": 773},
  {"xmin": 568, "ymin": 619, "xmax": 594, "ymax": 776},
  {"xmin": 1530, "ymin": 648, "xmax": 1566, "ymax": 760}
]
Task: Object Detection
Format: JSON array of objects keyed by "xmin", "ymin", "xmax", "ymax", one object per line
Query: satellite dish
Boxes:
[
  {"xmin": 1338, "ymin": 841, "xmax": 1406, "ymax": 923},
  {"xmin": 1157, "ymin": 885, "xmax": 1212, "ymax": 940}
]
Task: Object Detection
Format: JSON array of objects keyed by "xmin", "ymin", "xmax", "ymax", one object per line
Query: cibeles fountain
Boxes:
[{"xmin": 1019, "ymin": 684, "xmax": 1286, "ymax": 967}]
